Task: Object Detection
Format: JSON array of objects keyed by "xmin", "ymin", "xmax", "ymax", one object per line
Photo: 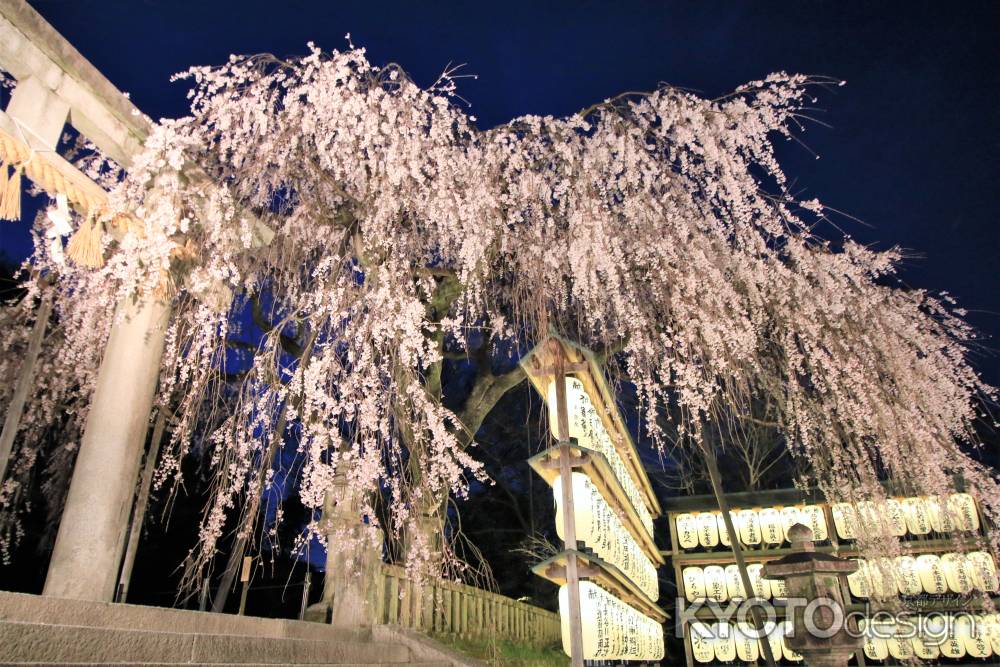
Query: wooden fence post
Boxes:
[
  {"xmin": 400, "ymin": 578, "xmax": 411, "ymax": 628},
  {"xmin": 387, "ymin": 574, "xmax": 399, "ymax": 625}
]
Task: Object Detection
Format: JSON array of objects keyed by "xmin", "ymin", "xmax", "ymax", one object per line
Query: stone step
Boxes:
[
  {"xmin": 0, "ymin": 620, "xmax": 412, "ymax": 665},
  {"xmin": 0, "ymin": 591, "xmax": 361, "ymax": 642}
]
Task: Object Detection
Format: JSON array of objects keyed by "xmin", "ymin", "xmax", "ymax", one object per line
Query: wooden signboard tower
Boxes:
[{"xmin": 522, "ymin": 335, "xmax": 666, "ymax": 665}]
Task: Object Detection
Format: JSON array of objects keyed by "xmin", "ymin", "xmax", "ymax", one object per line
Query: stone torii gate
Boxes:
[{"xmin": 0, "ymin": 0, "xmax": 270, "ymax": 603}]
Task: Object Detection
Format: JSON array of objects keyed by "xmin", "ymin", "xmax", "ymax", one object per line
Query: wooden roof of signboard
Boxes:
[
  {"xmin": 520, "ymin": 334, "xmax": 661, "ymax": 517},
  {"xmin": 532, "ymin": 549, "xmax": 669, "ymax": 623},
  {"xmin": 528, "ymin": 443, "xmax": 664, "ymax": 566}
]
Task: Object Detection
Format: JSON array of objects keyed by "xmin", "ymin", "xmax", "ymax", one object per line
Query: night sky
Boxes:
[{"xmin": 4, "ymin": 1, "xmax": 1000, "ymax": 385}]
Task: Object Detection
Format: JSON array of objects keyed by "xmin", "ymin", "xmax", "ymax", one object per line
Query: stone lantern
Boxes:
[{"xmin": 762, "ymin": 524, "xmax": 863, "ymax": 667}]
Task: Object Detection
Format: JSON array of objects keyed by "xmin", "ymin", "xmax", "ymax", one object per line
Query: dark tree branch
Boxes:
[
  {"xmin": 250, "ymin": 292, "xmax": 304, "ymax": 358},
  {"xmin": 592, "ymin": 336, "xmax": 629, "ymax": 367},
  {"xmin": 454, "ymin": 364, "xmax": 527, "ymax": 447}
]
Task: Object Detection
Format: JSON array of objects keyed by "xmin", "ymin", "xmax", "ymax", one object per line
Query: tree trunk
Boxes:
[{"xmin": 400, "ymin": 365, "xmax": 526, "ymax": 564}]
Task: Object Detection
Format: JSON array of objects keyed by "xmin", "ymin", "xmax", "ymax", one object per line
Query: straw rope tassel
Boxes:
[
  {"xmin": 0, "ymin": 131, "xmax": 145, "ymax": 238},
  {"xmin": 66, "ymin": 213, "xmax": 105, "ymax": 268},
  {"xmin": 0, "ymin": 162, "xmax": 22, "ymax": 222}
]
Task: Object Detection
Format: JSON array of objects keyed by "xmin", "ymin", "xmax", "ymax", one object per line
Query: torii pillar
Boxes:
[
  {"xmin": 43, "ymin": 293, "xmax": 171, "ymax": 601},
  {"xmin": 0, "ymin": 53, "xmax": 173, "ymax": 603}
]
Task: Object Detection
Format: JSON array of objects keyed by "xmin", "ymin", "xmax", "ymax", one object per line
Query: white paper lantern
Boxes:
[
  {"xmin": 831, "ymin": 503, "xmax": 857, "ymax": 540},
  {"xmin": 704, "ymin": 565, "xmax": 728, "ymax": 603},
  {"xmin": 949, "ymin": 493, "xmax": 980, "ymax": 532},
  {"xmin": 926, "ymin": 493, "xmax": 978, "ymax": 533},
  {"xmin": 724, "ymin": 564, "xmax": 744, "ymax": 600},
  {"xmin": 683, "ymin": 567, "xmax": 706, "ymax": 603},
  {"xmin": 885, "ymin": 499, "xmax": 907, "ymax": 537},
  {"xmin": 690, "ymin": 621, "xmax": 715, "ymax": 664},
  {"xmin": 887, "ymin": 627, "xmax": 914, "ymax": 661},
  {"xmin": 941, "ymin": 636, "xmax": 966, "ymax": 659},
  {"xmin": 968, "ymin": 551, "xmax": 999, "ymax": 592},
  {"xmin": 768, "ymin": 579, "xmax": 787, "ymax": 598},
  {"xmin": 955, "ymin": 613, "xmax": 992, "ymax": 658},
  {"xmin": 697, "ymin": 512, "xmax": 719, "ymax": 548},
  {"xmin": 911, "ymin": 634, "xmax": 941, "ymax": 660},
  {"xmin": 747, "ymin": 562, "xmax": 772, "ymax": 599},
  {"xmin": 716, "ymin": 512, "xmax": 733, "ymax": 547},
  {"xmin": 712, "ymin": 621, "xmax": 737, "ymax": 662},
  {"xmin": 902, "ymin": 497, "xmax": 931, "ymax": 535},
  {"xmin": 941, "ymin": 553, "xmax": 973, "ymax": 594},
  {"xmin": 853, "ymin": 500, "xmax": 874, "ymax": 533},
  {"xmin": 940, "ymin": 614, "xmax": 967, "ymax": 659},
  {"xmin": 983, "ymin": 613, "xmax": 1000, "ymax": 655},
  {"xmin": 893, "ymin": 555, "xmax": 923, "ymax": 596},
  {"xmin": 676, "ymin": 513, "xmax": 699, "ymax": 550},
  {"xmin": 737, "ymin": 509, "xmax": 761, "ymax": 546},
  {"xmin": 868, "ymin": 558, "xmax": 896, "ymax": 599},
  {"xmin": 559, "ymin": 582, "xmax": 664, "ymax": 661},
  {"xmin": 758, "ymin": 507, "xmax": 783, "ymax": 545},
  {"xmin": 916, "ymin": 614, "xmax": 948, "ymax": 659},
  {"xmin": 855, "ymin": 559, "xmax": 896, "ymax": 599},
  {"xmin": 847, "ymin": 560, "xmax": 871, "ymax": 599},
  {"xmin": 859, "ymin": 618, "xmax": 889, "ymax": 661},
  {"xmin": 916, "ymin": 554, "xmax": 948, "ymax": 594},
  {"xmin": 800, "ymin": 505, "xmax": 828, "ymax": 541},
  {"xmin": 734, "ymin": 622, "xmax": 760, "ymax": 662},
  {"xmin": 926, "ymin": 495, "xmax": 952, "ymax": 533},
  {"xmin": 553, "ymin": 474, "xmax": 592, "ymax": 540},
  {"xmin": 759, "ymin": 621, "xmax": 783, "ymax": 665},
  {"xmin": 855, "ymin": 499, "xmax": 903, "ymax": 538},
  {"xmin": 862, "ymin": 638, "xmax": 888, "ymax": 662}
]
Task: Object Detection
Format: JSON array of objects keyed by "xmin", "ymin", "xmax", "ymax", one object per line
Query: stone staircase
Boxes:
[{"xmin": 0, "ymin": 591, "xmax": 480, "ymax": 666}]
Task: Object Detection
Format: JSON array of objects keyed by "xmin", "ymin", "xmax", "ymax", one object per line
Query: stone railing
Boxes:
[{"xmin": 372, "ymin": 565, "xmax": 561, "ymax": 647}]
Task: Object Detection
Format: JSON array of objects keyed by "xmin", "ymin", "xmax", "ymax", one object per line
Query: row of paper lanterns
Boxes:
[
  {"xmin": 559, "ymin": 582, "xmax": 664, "ymax": 661},
  {"xmin": 676, "ymin": 493, "xmax": 981, "ymax": 552},
  {"xmin": 682, "ymin": 551, "xmax": 998, "ymax": 604},
  {"xmin": 547, "ymin": 378, "xmax": 655, "ymax": 537},
  {"xmin": 675, "ymin": 505, "xmax": 828, "ymax": 551},
  {"xmin": 847, "ymin": 551, "xmax": 998, "ymax": 598},
  {"xmin": 690, "ymin": 620, "xmax": 801, "ymax": 663},
  {"xmin": 554, "ymin": 472, "xmax": 659, "ymax": 600},
  {"xmin": 682, "ymin": 563, "xmax": 787, "ymax": 603},
  {"xmin": 832, "ymin": 493, "xmax": 979, "ymax": 540},
  {"xmin": 860, "ymin": 614, "xmax": 1000, "ymax": 661},
  {"xmin": 690, "ymin": 615, "xmax": 1000, "ymax": 663}
]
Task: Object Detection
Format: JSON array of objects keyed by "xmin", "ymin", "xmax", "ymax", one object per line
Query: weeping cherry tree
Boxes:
[{"xmin": 1, "ymin": 42, "xmax": 997, "ymax": 598}]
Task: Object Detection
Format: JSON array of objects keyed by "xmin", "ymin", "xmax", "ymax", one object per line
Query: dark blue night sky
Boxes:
[{"xmin": 4, "ymin": 1, "xmax": 1000, "ymax": 384}]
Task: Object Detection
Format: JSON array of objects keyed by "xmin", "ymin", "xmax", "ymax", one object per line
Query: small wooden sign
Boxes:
[{"xmin": 240, "ymin": 556, "xmax": 252, "ymax": 583}]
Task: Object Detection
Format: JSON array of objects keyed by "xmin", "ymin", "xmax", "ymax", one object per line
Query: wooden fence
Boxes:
[{"xmin": 372, "ymin": 564, "xmax": 561, "ymax": 647}]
